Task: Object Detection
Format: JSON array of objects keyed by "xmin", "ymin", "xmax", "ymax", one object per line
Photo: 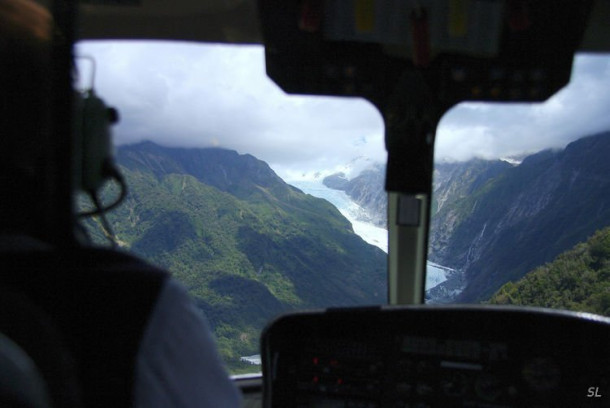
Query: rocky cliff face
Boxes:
[
  {"xmin": 432, "ymin": 159, "xmax": 513, "ymax": 213},
  {"xmin": 328, "ymin": 132, "xmax": 610, "ymax": 304},
  {"xmin": 429, "ymin": 159, "xmax": 514, "ymax": 263},
  {"xmin": 430, "ymin": 132, "xmax": 610, "ymax": 302}
]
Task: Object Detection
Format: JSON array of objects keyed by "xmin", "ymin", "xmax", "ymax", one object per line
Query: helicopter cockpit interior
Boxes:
[{"xmin": 1, "ymin": 1, "xmax": 610, "ymax": 407}]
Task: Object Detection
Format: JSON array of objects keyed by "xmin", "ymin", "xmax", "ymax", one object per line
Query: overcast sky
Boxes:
[{"xmin": 76, "ymin": 41, "xmax": 610, "ymax": 181}]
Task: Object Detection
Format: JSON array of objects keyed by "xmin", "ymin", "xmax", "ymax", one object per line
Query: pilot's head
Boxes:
[{"xmin": 0, "ymin": 0, "xmax": 53, "ymax": 236}]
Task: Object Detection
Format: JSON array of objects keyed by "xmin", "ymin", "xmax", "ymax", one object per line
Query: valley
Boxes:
[
  {"xmin": 321, "ymin": 132, "xmax": 610, "ymax": 305},
  {"xmin": 82, "ymin": 141, "xmax": 387, "ymax": 373},
  {"xmin": 81, "ymin": 130, "xmax": 610, "ymax": 372}
]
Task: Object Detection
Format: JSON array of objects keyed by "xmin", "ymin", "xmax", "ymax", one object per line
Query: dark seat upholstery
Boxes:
[
  {"xmin": 0, "ymin": 330, "xmax": 52, "ymax": 408},
  {"xmin": 0, "ymin": 245, "xmax": 166, "ymax": 407},
  {"xmin": 0, "ymin": 287, "xmax": 81, "ymax": 408}
]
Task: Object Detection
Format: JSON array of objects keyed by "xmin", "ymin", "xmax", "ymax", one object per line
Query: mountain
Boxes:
[
  {"xmin": 309, "ymin": 132, "xmax": 610, "ymax": 305},
  {"xmin": 432, "ymin": 158, "xmax": 514, "ymax": 214},
  {"xmin": 323, "ymin": 172, "xmax": 350, "ymax": 190},
  {"xmin": 489, "ymin": 227, "xmax": 610, "ymax": 317},
  {"xmin": 323, "ymin": 164, "xmax": 386, "ymax": 227},
  {"xmin": 82, "ymin": 141, "xmax": 387, "ymax": 371},
  {"xmin": 321, "ymin": 157, "xmax": 514, "ymax": 233},
  {"xmin": 430, "ymin": 132, "xmax": 610, "ymax": 303},
  {"xmin": 429, "ymin": 159, "xmax": 514, "ymax": 266}
]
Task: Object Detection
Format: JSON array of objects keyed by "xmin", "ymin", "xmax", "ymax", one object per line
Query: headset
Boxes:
[
  {"xmin": 73, "ymin": 89, "xmax": 121, "ymax": 196},
  {"xmin": 73, "ymin": 72, "xmax": 125, "ymax": 243}
]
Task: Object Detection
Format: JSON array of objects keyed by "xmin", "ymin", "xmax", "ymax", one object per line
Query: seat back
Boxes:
[
  {"xmin": 0, "ymin": 331, "xmax": 52, "ymax": 408},
  {"xmin": 0, "ymin": 287, "xmax": 81, "ymax": 408}
]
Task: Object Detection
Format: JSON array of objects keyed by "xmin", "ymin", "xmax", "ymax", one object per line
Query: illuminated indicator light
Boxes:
[
  {"xmin": 448, "ymin": 0, "xmax": 469, "ymax": 37},
  {"xmin": 337, "ymin": 378, "xmax": 343, "ymax": 385},
  {"xmin": 298, "ymin": 0, "xmax": 323, "ymax": 33},
  {"xmin": 312, "ymin": 375, "xmax": 319, "ymax": 384},
  {"xmin": 313, "ymin": 357, "xmax": 319, "ymax": 365},
  {"xmin": 490, "ymin": 87, "xmax": 502, "ymax": 98},
  {"xmin": 471, "ymin": 86, "xmax": 482, "ymax": 97},
  {"xmin": 355, "ymin": 0, "xmax": 375, "ymax": 33}
]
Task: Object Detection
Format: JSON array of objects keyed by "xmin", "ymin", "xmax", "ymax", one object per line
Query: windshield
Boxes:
[
  {"xmin": 76, "ymin": 41, "xmax": 388, "ymax": 375},
  {"xmin": 76, "ymin": 41, "xmax": 610, "ymax": 374},
  {"xmin": 427, "ymin": 54, "xmax": 610, "ymax": 312}
]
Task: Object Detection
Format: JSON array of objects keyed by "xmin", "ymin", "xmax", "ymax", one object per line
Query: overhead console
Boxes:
[
  {"xmin": 258, "ymin": 0, "xmax": 595, "ymax": 107},
  {"xmin": 262, "ymin": 306, "xmax": 609, "ymax": 407},
  {"xmin": 258, "ymin": 0, "xmax": 599, "ymax": 192}
]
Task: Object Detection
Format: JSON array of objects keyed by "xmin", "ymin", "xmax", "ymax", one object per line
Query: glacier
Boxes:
[{"xmin": 289, "ymin": 179, "xmax": 451, "ymax": 291}]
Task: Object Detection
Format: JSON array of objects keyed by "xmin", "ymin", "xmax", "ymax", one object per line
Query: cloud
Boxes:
[
  {"xmin": 437, "ymin": 54, "xmax": 610, "ymax": 161},
  {"xmin": 77, "ymin": 41, "xmax": 610, "ymax": 177},
  {"xmin": 76, "ymin": 41, "xmax": 386, "ymax": 180}
]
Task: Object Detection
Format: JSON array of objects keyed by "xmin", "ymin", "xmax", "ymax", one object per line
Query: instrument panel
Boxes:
[{"xmin": 262, "ymin": 306, "xmax": 609, "ymax": 407}]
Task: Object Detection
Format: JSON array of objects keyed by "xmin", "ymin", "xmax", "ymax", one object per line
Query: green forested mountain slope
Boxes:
[
  {"xmin": 83, "ymin": 141, "xmax": 387, "ymax": 371},
  {"xmin": 489, "ymin": 227, "xmax": 610, "ymax": 317}
]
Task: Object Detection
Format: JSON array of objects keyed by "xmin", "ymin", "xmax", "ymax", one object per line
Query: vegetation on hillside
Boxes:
[
  {"xmin": 81, "ymin": 142, "xmax": 387, "ymax": 373},
  {"xmin": 429, "ymin": 132, "xmax": 610, "ymax": 303},
  {"xmin": 489, "ymin": 227, "xmax": 610, "ymax": 317}
]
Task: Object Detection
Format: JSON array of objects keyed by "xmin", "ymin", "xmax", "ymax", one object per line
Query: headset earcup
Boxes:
[{"xmin": 74, "ymin": 91, "xmax": 118, "ymax": 193}]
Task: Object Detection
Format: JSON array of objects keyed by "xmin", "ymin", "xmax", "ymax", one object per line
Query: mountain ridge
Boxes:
[
  {"xmin": 318, "ymin": 131, "xmax": 610, "ymax": 305},
  {"xmin": 117, "ymin": 141, "xmax": 295, "ymax": 200},
  {"xmin": 430, "ymin": 131, "xmax": 610, "ymax": 302},
  {"xmin": 86, "ymin": 141, "xmax": 387, "ymax": 371}
]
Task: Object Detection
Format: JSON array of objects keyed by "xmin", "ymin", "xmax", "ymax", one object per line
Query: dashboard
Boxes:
[{"xmin": 261, "ymin": 305, "xmax": 609, "ymax": 407}]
